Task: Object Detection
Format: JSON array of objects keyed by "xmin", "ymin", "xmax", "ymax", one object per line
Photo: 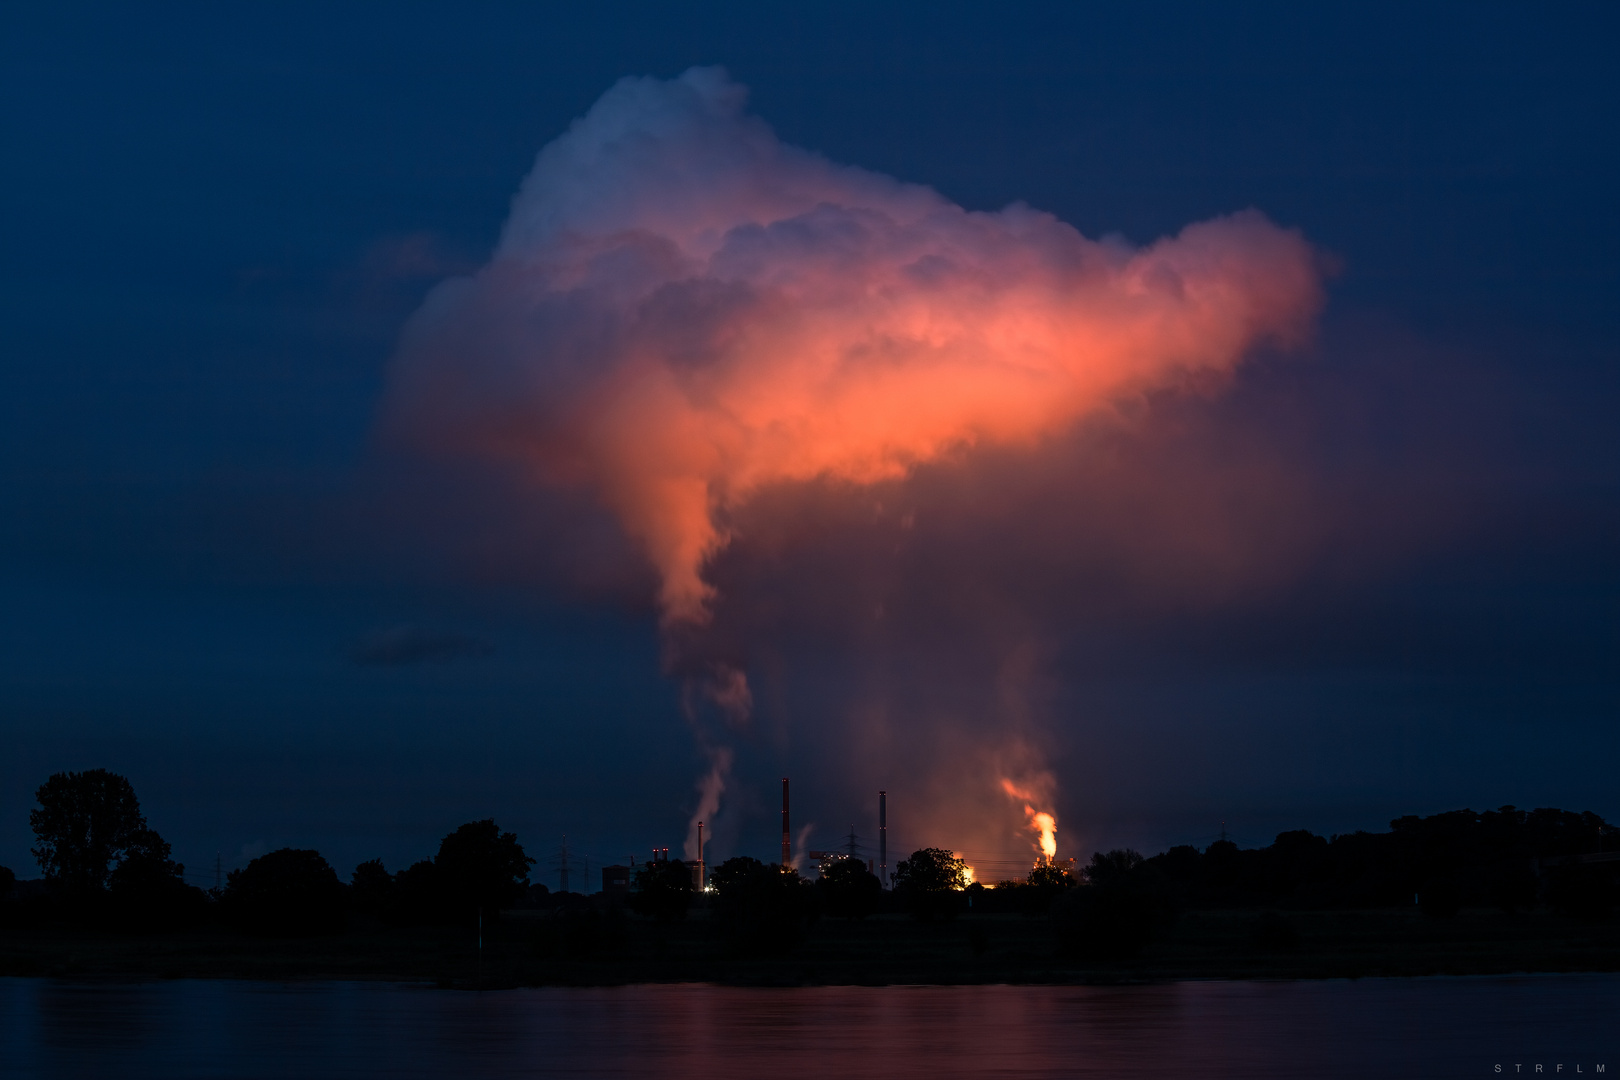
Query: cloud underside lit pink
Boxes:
[{"xmin": 386, "ymin": 66, "xmax": 1324, "ymax": 627}]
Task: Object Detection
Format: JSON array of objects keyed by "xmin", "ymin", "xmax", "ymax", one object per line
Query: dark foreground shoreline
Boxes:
[{"xmin": 5, "ymin": 906, "xmax": 1619, "ymax": 988}]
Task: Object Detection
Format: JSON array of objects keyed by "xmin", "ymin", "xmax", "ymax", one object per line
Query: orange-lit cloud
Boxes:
[{"xmin": 385, "ymin": 67, "xmax": 1324, "ymax": 634}]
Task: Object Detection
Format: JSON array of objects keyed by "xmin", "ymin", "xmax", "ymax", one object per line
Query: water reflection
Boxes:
[{"xmin": 3, "ymin": 975, "xmax": 1614, "ymax": 1078}]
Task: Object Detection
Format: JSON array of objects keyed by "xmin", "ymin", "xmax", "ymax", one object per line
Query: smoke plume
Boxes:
[
  {"xmin": 387, "ymin": 67, "xmax": 1321, "ymax": 624},
  {"xmin": 382, "ymin": 67, "xmax": 1325, "ymax": 854},
  {"xmin": 683, "ymin": 746, "xmax": 731, "ymax": 862}
]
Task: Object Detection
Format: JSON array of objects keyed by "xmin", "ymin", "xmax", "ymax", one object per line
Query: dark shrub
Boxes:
[
  {"xmin": 817, "ymin": 858, "xmax": 881, "ymax": 919},
  {"xmin": 1053, "ymin": 849, "xmax": 1180, "ymax": 961},
  {"xmin": 511, "ymin": 882, "xmax": 553, "ymax": 909},
  {"xmin": 107, "ymin": 829, "xmax": 207, "ymax": 931},
  {"xmin": 709, "ymin": 856, "xmax": 815, "ymax": 955},
  {"xmin": 629, "ymin": 858, "xmax": 693, "ymax": 923},
  {"xmin": 0, "ymin": 864, "xmax": 16, "ymax": 902},
  {"xmin": 223, "ymin": 849, "xmax": 345, "ymax": 936},
  {"xmin": 967, "ymin": 880, "xmax": 1024, "ymax": 915}
]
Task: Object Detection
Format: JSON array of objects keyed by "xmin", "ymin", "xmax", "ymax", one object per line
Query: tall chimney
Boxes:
[
  {"xmin": 697, "ymin": 820, "xmax": 706, "ymax": 891},
  {"xmin": 879, "ymin": 790, "xmax": 887, "ymax": 888},
  {"xmin": 781, "ymin": 777, "xmax": 791, "ymax": 868}
]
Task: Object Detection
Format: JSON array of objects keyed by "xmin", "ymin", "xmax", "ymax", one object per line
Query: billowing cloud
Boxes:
[
  {"xmin": 380, "ymin": 66, "xmax": 1326, "ymax": 860},
  {"xmin": 384, "ymin": 66, "xmax": 1323, "ymax": 631}
]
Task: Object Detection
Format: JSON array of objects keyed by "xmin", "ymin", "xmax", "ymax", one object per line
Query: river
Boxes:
[{"xmin": 2, "ymin": 974, "xmax": 1614, "ymax": 1078}]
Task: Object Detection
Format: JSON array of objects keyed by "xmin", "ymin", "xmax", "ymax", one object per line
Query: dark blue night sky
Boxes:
[{"xmin": 3, "ymin": 3, "xmax": 1616, "ymax": 890}]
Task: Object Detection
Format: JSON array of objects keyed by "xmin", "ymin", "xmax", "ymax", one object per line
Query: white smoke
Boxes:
[{"xmin": 683, "ymin": 746, "xmax": 732, "ymax": 861}]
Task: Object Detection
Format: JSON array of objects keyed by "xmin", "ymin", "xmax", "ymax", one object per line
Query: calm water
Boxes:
[{"xmin": 2, "ymin": 975, "xmax": 1614, "ymax": 1078}]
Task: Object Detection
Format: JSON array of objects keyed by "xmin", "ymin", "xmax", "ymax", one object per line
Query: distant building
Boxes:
[
  {"xmin": 809, "ymin": 851, "xmax": 860, "ymax": 878},
  {"xmin": 601, "ymin": 864, "xmax": 631, "ymax": 900}
]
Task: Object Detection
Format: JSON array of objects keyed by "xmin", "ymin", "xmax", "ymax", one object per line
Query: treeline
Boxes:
[
  {"xmin": 233, "ymin": 819, "xmax": 542, "ymax": 935},
  {"xmin": 0, "ymin": 769, "xmax": 549, "ymax": 936},
  {"xmin": 2, "ymin": 771, "xmax": 1615, "ymax": 960},
  {"xmin": 1145, "ymin": 806, "xmax": 1613, "ymax": 915},
  {"xmin": 966, "ymin": 806, "xmax": 1620, "ymax": 959},
  {"xmin": 973, "ymin": 805, "xmax": 1615, "ymax": 916}
]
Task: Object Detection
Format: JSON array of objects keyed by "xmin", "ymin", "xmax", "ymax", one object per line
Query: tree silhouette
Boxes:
[
  {"xmin": 350, "ymin": 859, "xmax": 395, "ymax": 921},
  {"xmin": 1008, "ymin": 860, "xmax": 1078, "ymax": 914},
  {"xmin": 434, "ymin": 819, "xmax": 533, "ymax": 920},
  {"xmin": 1136, "ymin": 805, "xmax": 1616, "ymax": 911},
  {"xmin": 1083, "ymin": 848, "xmax": 1145, "ymax": 886},
  {"xmin": 223, "ymin": 848, "xmax": 346, "ymax": 936},
  {"xmin": 30, "ymin": 769, "xmax": 148, "ymax": 893},
  {"xmin": 108, "ymin": 828, "xmax": 203, "ymax": 931},
  {"xmin": 629, "ymin": 858, "xmax": 693, "ymax": 922},
  {"xmin": 1055, "ymin": 848, "xmax": 1179, "ymax": 960},
  {"xmin": 1028, "ymin": 863, "xmax": 1075, "ymax": 889},
  {"xmin": 392, "ymin": 859, "xmax": 448, "ymax": 924},
  {"xmin": 709, "ymin": 856, "xmax": 814, "ymax": 952},
  {"xmin": 708, "ymin": 855, "xmax": 767, "ymax": 894},
  {"xmin": 895, "ymin": 848, "xmax": 970, "ymax": 892},
  {"xmin": 817, "ymin": 858, "xmax": 881, "ymax": 919},
  {"xmin": 894, "ymin": 848, "xmax": 969, "ymax": 921},
  {"xmin": 107, "ymin": 828, "xmax": 184, "ymax": 892}
]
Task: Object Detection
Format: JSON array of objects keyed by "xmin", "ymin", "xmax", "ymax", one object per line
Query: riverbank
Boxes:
[{"xmin": 4, "ymin": 906, "xmax": 1619, "ymax": 987}]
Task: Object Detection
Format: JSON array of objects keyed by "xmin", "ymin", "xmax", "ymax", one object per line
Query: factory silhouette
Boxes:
[{"xmin": 600, "ymin": 781, "xmax": 902, "ymax": 902}]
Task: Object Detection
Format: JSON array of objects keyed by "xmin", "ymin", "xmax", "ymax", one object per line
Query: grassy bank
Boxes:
[{"xmin": 4, "ymin": 905, "xmax": 1619, "ymax": 987}]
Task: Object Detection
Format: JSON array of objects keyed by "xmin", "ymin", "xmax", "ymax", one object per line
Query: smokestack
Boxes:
[
  {"xmin": 697, "ymin": 820, "xmax": 705, "ymax": 891},
  {"xmin": 781, "ymin": 777, "xmax": 791, "ymax": 868},
  {"xmin": 879, "ymin": 791, "xmax": 887, "ymax": 888}
]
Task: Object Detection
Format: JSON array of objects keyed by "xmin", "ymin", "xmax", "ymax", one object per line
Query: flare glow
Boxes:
[
  {"xmin": 958, "ymin": 857, "xmax": 976, "ymax": 887},
  {"xmin": 1002, "ymin": 778, "xmax": 1059, "ymax": 865}
]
